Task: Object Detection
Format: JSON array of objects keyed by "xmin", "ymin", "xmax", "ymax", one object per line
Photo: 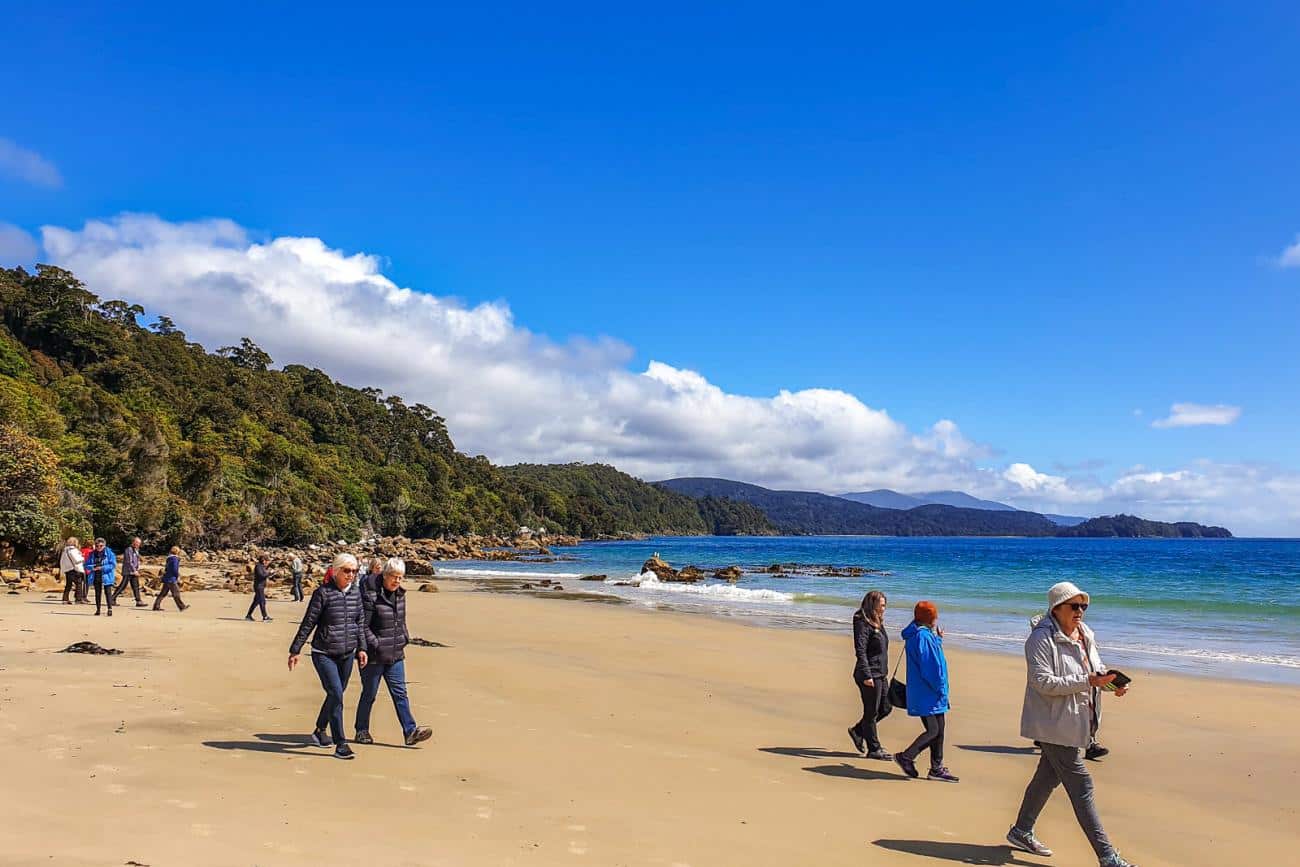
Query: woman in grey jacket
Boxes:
[{"xmin": 1006, "ymin": 581, "xmax": 1135, "ymax": 867}]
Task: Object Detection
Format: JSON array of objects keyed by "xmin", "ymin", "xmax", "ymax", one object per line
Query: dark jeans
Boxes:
[
  {"xmin": 291, "ymin": 571, "xmax": 304, "ymax": 602},
  {"xmin": 153, "ymin": 582, "xmax": 185, "ymax": 610},
  {"xmin": 112, "ymin": 573, "xmax": 142, "ymax": 605},
  {"xmin": 355, "ymin": 658, "xmax": 417, "ymax": 737},
  {"xmin": 1015, "ymin": 742, "xmax": 1114, "ymax": 860},
  {"xmin": 311, "ymin": 652, "xmax": 355, "ymax": 744},
  {"xmin": 62, "ymin": 570, "xmax": 83, "ymax": 603},
  {"xmin": 899, "ymin": 713, "xmax": 945, "ymax": 769},
  {"xmin": 246, "ymin": 580, "xmax": 268, "ymax": 619},
  {"xmin": 92, "ymin": 576, "xmax": 114, "ymax": 613},
  {"xmin": 853, "ymin": 676, "xmax": 888, "ymax": 752}
]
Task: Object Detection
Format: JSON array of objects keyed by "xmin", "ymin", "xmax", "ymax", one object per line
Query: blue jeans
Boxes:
[
  {"xmin": 355, "ymin": 658, "xmax": 416, "ymax": 736},
  {"xmin": 311, "ymin": 653, "xmax": 355, "ymax": 743}
]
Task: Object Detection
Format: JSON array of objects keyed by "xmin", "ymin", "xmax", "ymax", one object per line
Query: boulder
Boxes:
[
  {"xmin": 579, "ymin": 574, "xmax": 608, "ymax": 582},
  {"xmin": 640, "ymin": 555, "xmax": 678, "ymax": 582},
  {"xmin": 417, "ymin": 583, "xmax": 439, "ymax": 593},
  {"xmin": 676, "ymin": 566, "xmax": 705, "ymax": 583},
  {"xmin": 713, "ymin": 565, "xmax": 743, "ymax": 582}
]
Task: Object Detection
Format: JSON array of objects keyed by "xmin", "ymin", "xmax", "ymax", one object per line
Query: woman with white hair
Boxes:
[
  {"xmin": 288, "ymin": 552, "xmax": 368, "ymax": 760},
  {"xmin": 1006, "ymin": 581, "xmax": 1135, "ymax": 867},
  {"xmin": 354, "ymin": 557, "xmax": 433, "ymax": 746}
]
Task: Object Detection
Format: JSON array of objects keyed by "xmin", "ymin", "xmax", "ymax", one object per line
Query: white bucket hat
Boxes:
[{"xmin": 1047, "ymin": 580, "xmax": 1090, "ymax": 611}]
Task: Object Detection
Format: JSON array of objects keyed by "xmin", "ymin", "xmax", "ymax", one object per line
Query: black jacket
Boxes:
[
  {"xmin": 290, "ymin": 582, "xmax": 366, "ymax": 657},
  {"xmin": 852, "ymin": 610, "xmax": 889, "ymax": 681},
  {"xmin": 361, "ymin": 574, "xmax": 409, "ymax": 664}
]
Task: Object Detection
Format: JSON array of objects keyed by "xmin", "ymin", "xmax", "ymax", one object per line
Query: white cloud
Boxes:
[
  {"xmin": 0, "ymin": 222, "xmax": 38, "ymax": 265},
  {"xmin": 38, "ymin": 214, "xmax": 1300, "ymax": 536},
  {"xmin": 0, "ymin": 138, "xmax": 63, "ymax": 188},
  {"xmin": 1279, "ymin": 235, "xmax": 1300, "ymax": 268},
  {"xmin": 1151, "ymin": 402, "xmax": 1242, "ymax": 429}
]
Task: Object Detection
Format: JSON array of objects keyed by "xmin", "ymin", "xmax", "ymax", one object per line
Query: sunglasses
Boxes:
[
  {"xmin": 338, "ymin": 567, "xmax": 358, "ymax": 574},
  {"xmin": 1066, "ymin": 602, "xmax": 1089, "ymax": 612}
]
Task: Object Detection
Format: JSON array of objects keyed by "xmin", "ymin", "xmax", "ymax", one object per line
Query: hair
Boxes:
[
  {"xmin": 132, "ymin": 537, "xmax": 142, "ymax": 544},
  {"xmin": 369, "ymin": 557, "xmax": 385, "ymax": 573},
  {"xmin": 859, "ymin": 590, "xmax": 887, "ymax": 627},
  {"xmin": 94, "ymin": 537, "xmax": 106, "ymax": 545},
  {"xmin": 383, "ymin": 557, "xmax": 406, "ymax": 576},
  {"xmin": 169, "ymin": 546, "xmax": 181, "ymax": 555},
  {"xmin": 913, "ymin": 600, "xmax": 939, "ymax": 626},
  {"xmin": 66, "ymin": 536, "xmax": 78, "ymax": 547},
  {"xmin": 332, "ymin": 552, "xmax": 359, "ymax": 572},
  {"xmin": 257, "ymin": 553, "xmax": 269, "ymax": 562}
]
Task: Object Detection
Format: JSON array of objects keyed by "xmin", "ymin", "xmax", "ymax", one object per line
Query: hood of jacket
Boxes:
[{"xmin": 901, "ymin": 621, "xmax": 921, "ymax": 641}]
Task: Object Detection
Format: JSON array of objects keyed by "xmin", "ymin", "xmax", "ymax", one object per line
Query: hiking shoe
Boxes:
[
  {"xmin": 354, "ymin": 730, "xmax": 374, "ymax": 745},
  {"xmin": 1007, "ymin": 827, "xmax": 1053, "ymax": 856},
  {"xmin": 927, "ymin": 766, "xmax": 960, "ymax": 783},
  {"xmin": 1086, "ymin": 743, "xmax": 1110, "ymax": 761},
  {"xmin": 309, "ymin": 729, "xmax": 332, "ymax": 748},
  {"xmin": 405, "ymin": 726, "xmax": 433, "ymax": 746},
  {"xmin": 866, "ymin": 749, "xmax": 893, "ymax": 761},
  {"xmin": 1099, "ymin": 854, "xmax": 1137, "ymax": 867},
  {"xmin": 334, "ymin": 743, "xmax": 356, "ymax": 760},
  {"xmin": 894, "ymin": 754, "xmax": 919, "ymax": 778},
  {"xmin": 847, "ymin": 726, "xmax": 866, "ymax": 755}
]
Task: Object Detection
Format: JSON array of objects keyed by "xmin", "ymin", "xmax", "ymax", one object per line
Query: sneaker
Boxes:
[
  {"xmin": 894, "ymin": 754, "xmax": 919, "ymax": 778},
  {"xmin": 866, "ymin": 749, "xmax": 893, "ymax": 761},
  {"xmin": 107, "ymin": 608, "xmax": 113, "ymax": 617},
  {"xmin": 1006, "ymin": 827, "xmax": 1053, "ymax": 857},
  {"xmin": 1099, "ymin": 854, "xmax": 1137, "ymax": 867},
  {"xmin": 354, "ymin": 730, "xmax": 374, "ymax": 745},
  {"xmin": 262, "ymin": 617, "xmax": 274, "ymax": 622},
  {"xmin": 245, "ymin": 615, "xmax": 254, "ymax": 621},
  {"xmin": 180, "ymin": 604, "xmax": 190, "ymax": 611},
  {"xmin": 309, "ymin": 729, "xmax": 332, "ymax": 748},
  {"xmin": 847, "ymin": 726, "xmax": 866, "ymax": 755},
  {"xmin": 94, "ymin": 610, "xmax": 101, "ymax": 616},
  {"xmin": 1085, "ymin": 743, "xmax": 1110, "ymax": 761},
  {"xmin": 405, "ymin": 726, "xmax": 433, "ymax": 746},
  {"xmin": 927, "ymin": 766, "xmax": 960, "ymax": 783},
  {"xmin": 334, "ymin": 743, "xmax": 356, "ymax": 760},
  {"xmin": 135, "ymin": 602, "xmax": 148, "ymax": 607}
]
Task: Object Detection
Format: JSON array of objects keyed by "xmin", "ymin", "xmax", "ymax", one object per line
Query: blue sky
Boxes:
[{"xmin": 3, "ymin": 3, "xmax": 1298, "ymax": 532}]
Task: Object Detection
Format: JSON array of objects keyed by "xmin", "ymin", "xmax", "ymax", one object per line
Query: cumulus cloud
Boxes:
[
  {"xmin": 38, "ymin": 214, "xmax": 1300, "ymax": 536},
  {"xmin": 0, "ymin": 138, "xmax": 63, "ymax": 188},
  {"xmin": 0, "ymin": 222, "xmax": 38, "ymax": 265},
  {"xmin": 1151, "ymin": 403, "xmax": 1242, "ymax": 429},
  {"xmin": 1279, "ymin": 235, "xmax": 1300, "ymax": 268}
]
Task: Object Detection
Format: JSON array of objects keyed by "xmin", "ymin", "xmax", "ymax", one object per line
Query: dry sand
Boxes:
[{"xmin": 0, "ymin": 582, "xmax": 1295, "ymax": 866}]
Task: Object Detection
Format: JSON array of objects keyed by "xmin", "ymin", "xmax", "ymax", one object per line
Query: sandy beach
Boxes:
[{"xmin": 1, "ymin": 581, "xmax": 1295, "ymax": 867}]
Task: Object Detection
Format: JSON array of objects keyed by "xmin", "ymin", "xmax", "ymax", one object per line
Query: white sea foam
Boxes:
[
  {"xmin": 435, "ymin": 568, "xmax": 586, "ymax": 579},
  {"xmin": 609, "ymin": 571, "xmax": 795, "ymax": 602}
]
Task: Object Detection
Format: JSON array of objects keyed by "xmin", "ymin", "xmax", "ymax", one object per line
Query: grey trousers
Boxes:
[{"xmin": 1015, "ymin": 742, "xmax": 1113, "ymax": 860}]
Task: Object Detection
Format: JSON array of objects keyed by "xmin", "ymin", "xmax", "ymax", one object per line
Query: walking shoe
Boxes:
[
  {"xmin": 1085, "ymin": 743, "xmax": 1110, "ymax": 761},
  {"xmin": 244, "ymin": 615, "xmax": 254, "ymax": 621},
  {"xmin": 405, "ymin": 726, "xmax": 433, "ymax": 746},
  {"xmin": 262, "ymin": 617, "xmax": 273, "ymax": 622},
  {"xmin": 1006, "ymin": 827, "xmax": 1053, "ymax": 857},
  {"xmin": 1099, "ymin": 854, "xmax": 1137, "ymax": 867},
  {"xmin": 309, "ymin": 729, "xmax": 332, "ymax": 748},
  {"xmin": 107, "ymin": 608, "xmax": 113, "ymax": 617},
  {"xmin": 866, "ymin": 749, "xmax": 893, "ymax": 761},
  {"xmin": 354, "ymin": 730, "xmax": 374, "ymax": 745},
  {"xmin": 180, "ymin": 604, "xmax": 190, "ymax": 611},
  {"xmin": 927, "ymin": 766, "xmax": 960, "ymax": 783},
  {"xmin": 894, "ymin": 754, "xmax": 919, "ymax": 778},
  {"xmin": 334, "ymin": 743, "xmax": 356, "ymax": 760},
  {"xmin": 135, "ymin": 602, "xmax": 148, "ymax": 608},
  {"xmin": 94, "ymin": 610, "xmax": 101, "ymax": 616},
  {"xmin": 847, "ymin": 726, "xmax": 866, "ymax": 755}
]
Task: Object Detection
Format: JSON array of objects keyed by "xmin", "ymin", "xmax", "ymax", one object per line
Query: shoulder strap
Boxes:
[{"xmin": 890, "ymin": 646, "xmax": 904, "ymax": 680}]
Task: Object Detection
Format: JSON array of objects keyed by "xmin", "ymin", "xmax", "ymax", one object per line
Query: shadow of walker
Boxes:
[
  {"xmin": 201, "ymin": 732, "xmax": 329, "ymax": 755},
  {"xmin": 956, "ymin": 744, "xmax": 1038, "ymax": 755},
  {"xmin": 873, "ymin": 840, "xmax": 1035, "ymax": 865}
]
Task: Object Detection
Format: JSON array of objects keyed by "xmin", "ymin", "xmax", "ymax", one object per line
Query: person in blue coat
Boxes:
[
  {"xmin": 84, "ymin": 538, "xmax": 118, "ymax": 617},
  {"xmin": 894, "ymin": 600, "xmax": 959, "ymax": 782}
]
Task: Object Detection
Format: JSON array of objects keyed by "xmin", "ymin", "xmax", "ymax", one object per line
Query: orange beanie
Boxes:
[{"xmin": 913, "ymin": 600, "xmax": 939, "ymax": 625}]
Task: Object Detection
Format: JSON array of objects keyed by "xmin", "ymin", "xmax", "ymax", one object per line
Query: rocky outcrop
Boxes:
[
  {"xmin": 713, "ymin": 565, "xmax": 743, "ymax": 582},
  {"xmin": 579, "ymin": 574, "xmax": 608, "ymax": 581},
  {"xmin": 640, "ymin": 554, "xmax": 677, "ymax": 581},
  {"xmin": 676, "ymin": 566, "xmax": 705, "ymax": 582}
]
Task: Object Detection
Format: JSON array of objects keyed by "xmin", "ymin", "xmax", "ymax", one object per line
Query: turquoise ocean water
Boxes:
[{"xmin": 435, "ymin": 536, "xmax": 1300, "ymax": 684}]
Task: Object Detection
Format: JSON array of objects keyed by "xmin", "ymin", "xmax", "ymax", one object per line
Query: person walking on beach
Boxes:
[
  {"xmin": 288, "ymin": 552, "xmax": 368, "ymax": 760},
  {"xmin": 848, "ymin": 590, "xmax": 892, "ymax": 760},
  {"xmin": 152, "ymin": 546, "xmax": 188, "ymax": 611},
  {"xmin": 290, "ymin": 555, "xmax": 305, "ymax": 602},
  {"xmin": 354, "ymin": 558, "xmax": 434, "ymax": 747},
  {"xmin": 1028, "ymin": 609, "xmax": 1111, "ymax": 762},
  {"xmin": 60, "ymin": 537, "xmax": 86, "ymax": 605},
  {"xmin": 893, "ymin": 601, "xmax": 958, "ymax": 782},
  {"xmin": 112, "ymin": 537, "xmax": 147, "ymax": 607},
  {"xmin": 85, "ymin": 538, "xmax": 117, "ymax": 617},
  {"xmin": 246, "ymin": 553, "xmax": 272, "ymax": 622},
  {"xmin": 1006, "ymin": 582, "xmax": 1136, "ymax": 866}
]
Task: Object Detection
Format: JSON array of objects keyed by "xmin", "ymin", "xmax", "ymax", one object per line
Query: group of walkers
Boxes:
[
  {"xmin": 848, "ymin": 581, "xmax": 1136, "ymax": 867},
  {"xmin": 58, "ymin": 536, "xmax": 187, "ymax": 616},
  {"xmin": 287, "ymin": 552, "xmax": 433, "ymax": 759}
]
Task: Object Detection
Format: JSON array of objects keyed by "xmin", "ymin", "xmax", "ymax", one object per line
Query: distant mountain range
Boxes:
[
  {"xmin": 657, "ymin": 478, "xmax": 1231, "ymax": 538},
  {"xmin": 840, "ymin": 489, "xmax": 1087, "ymax": 527}
]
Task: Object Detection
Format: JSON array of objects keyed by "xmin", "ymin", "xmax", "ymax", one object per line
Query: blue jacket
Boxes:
[
  {"xmin": 162, "ymin": 554, "xmax": 180, "ymax": 583},
  {"xmin": 85, "ymin": 547, "xmax": 118, "ymax": 586},
  {"xmin": 902, "ymin": 621, "xmax": 950, "ymax": 716}
]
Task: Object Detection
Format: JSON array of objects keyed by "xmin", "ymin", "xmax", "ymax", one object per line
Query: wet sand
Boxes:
[{"xmin": 0, "ymin": 583, "xmax": 1293, "ymax": 866}]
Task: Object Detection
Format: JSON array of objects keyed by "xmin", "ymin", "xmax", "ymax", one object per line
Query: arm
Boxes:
[
  {"xmin": 354, "ymin": 591, "xmax": 369, "ymax": 666},
  {"xmin": 289, "ymin": 589, "xmax": 324, "ymax": 656},
  {"xmin": 852, "ymin": 617, "xmax": 872, "ymax": 682},
  {"xmin": 361, "ymin": 582, "xmax": 380, "ymax": 651},
  {"xmin": 1026, "ymin": 630, "xmax": 1089, "ymax": 696},
  {"xmin": 913, "ymin": 633, "xmax": 946, "ymax": 695}
]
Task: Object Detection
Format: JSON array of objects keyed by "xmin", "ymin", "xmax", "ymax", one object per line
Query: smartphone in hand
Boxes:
[{"xmin": 1100, "ymin": 669, "xmax": 1132, "ymax": 692}]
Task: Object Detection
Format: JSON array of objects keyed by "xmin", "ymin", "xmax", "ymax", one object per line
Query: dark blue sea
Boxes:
[{"xmin": 435, "ymin": 536, "xmax": 1300, "ymax": 684}]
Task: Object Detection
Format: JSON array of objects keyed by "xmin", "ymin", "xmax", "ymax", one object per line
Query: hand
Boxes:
[
  {"xmin": 357, "ymin": 650, "xmax": 368, "ymax": 668},
  {"xmin": 287, "ymin": 654, "xmax": 299, "ymax": 671},
  {"xmin": 862, "ymin": 678, "xmax": 874, "ymax": 687},
  {"xmin": 1114, "ymin": 686, "xmax": 1128, "ymax": 697},
  {"xmin": 1088, "ymin": 672, "xmax": 1115, "ymax": 688}
]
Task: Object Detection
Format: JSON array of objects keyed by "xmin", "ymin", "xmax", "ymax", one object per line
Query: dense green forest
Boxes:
[
  {"xmin": 1056, "ymin": 514, "xmax": 1232, "ymax": 538},
  {"xmin": 0, "ymin": 265, "xmax": 766, "ymax": 556}
]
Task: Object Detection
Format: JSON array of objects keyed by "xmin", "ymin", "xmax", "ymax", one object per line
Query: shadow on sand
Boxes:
[
  {"xmin": 202, "ymin": 733, "xmax": 330, "ymax": 756},
  {"xmin": 873, "ymin": 840, "xmax": 1036, "ymax": 865},
  {"xmin": 956, "ymin": 744, "xmax": 1038, "ymax": 755},
  {"xmin": 802, "ymin": 762, "xmax": 906, "ymax": 782}
]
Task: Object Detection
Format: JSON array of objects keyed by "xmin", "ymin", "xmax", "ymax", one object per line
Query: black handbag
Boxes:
[{"xmin": 887, "ymin": 651, "xmax": 907, "ymax": 710}]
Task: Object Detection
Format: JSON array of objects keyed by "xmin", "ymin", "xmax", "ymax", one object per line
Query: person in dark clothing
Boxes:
[
  {"xmin": 85, "ymin": 538, "xmax": 118, "ymax": 617},
  {"xmin": 246, "ymin": 554, "xmax": 272, "ymax": 622},
  {"xmin": 290, "ymin": 555, "xmax": 305, "ymax": 602},
  {"xmin": 112, "ymin": 537, "xmax": 147, "ymax": 607},
  {"xmin": 354, "ymin": 558, "xmax": 434, "ymax": 747},
  {"xmin": 153, "ymin": 546, "xmax": 188, "ymax": 611},
  {"xmin": 848, "ymin": 589, "xmax": 892, "ymax": 760},
  {"xmin": 288, "ymin": 553, "xmax": 368, "ymax": 760}
]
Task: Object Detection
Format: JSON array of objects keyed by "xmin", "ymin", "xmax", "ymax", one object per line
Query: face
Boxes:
[
  {"xmin": 335, "ymin": 564, "xmax": 357, "ymax": 588},
  {"xmin": 1054, "ymin": 595, "xmax": 1088, "ymax": 630},
  {"xmin": 875, "ymin": 596, "xmax": 887, "ymax": 617},
  {"xmin": 383, "ymin": 572, "xmax": 403, "ymax": 592},
  {"xmin": 95, "ymin": 541, "xmax": 105, "ymax": 552},
  {"xmin": 132, "ymin": 539, "xmax": 141, "ymax": 549}
]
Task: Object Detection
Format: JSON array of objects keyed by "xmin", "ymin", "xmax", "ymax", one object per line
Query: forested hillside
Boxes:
[{"xmin": 0, "ymin": 265, "xmax": 762, "ymax": 555}]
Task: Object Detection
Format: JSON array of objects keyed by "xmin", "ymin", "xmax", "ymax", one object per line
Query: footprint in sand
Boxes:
[
  {"xmin": 566, "ymin": 825, "xmax": 586, "ymax": 832},
  {"xmin": 399, "ymin": 784, "xmax": 417, "ymax": 792},
  {"xmin": 45, "ymin": 748, "xmax": 66, "ymax": 760},
  {"xmin": 474, "ymin": 794, "xmax": 495, "ymax": 802},
  {"xmin": 294, "ymin": 768, "xmax": 310, "ymax": 775}
]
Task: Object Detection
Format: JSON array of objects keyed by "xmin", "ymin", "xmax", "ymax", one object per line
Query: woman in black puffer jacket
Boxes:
[
  {"xmin": 848, "ymin": 589, "xmax": 893, "ymax": 760},
  {"xmin": 288, "ymin": 553, "xmax": 368, "ymax": 760},
  {"xmin": 354, "ymin": 558, "xmax": 433, "ymax": 747}
]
